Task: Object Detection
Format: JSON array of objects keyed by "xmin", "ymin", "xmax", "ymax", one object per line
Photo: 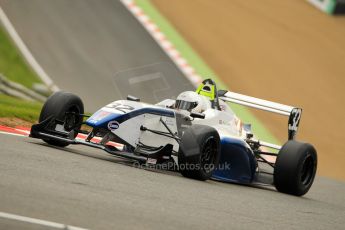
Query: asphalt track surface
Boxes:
[
  {"xmin": 0, "ymin": 1, "xmax": 345, "ymax": 229},
  {"xmin": 1, "ymin": 133, "xmax": 345, "ymax": 230},
  {"xmin": 0, "ymin": 0, "xmax": 192, "ymax": 112}
]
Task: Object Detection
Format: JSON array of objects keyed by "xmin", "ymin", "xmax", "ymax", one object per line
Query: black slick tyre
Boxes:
[
  {"xmin": 274, "ymin": 140, "xmax": 317, "ymax": 196},
  {"xmin": 178, "ymin": 124, "xmax": 221, "ymax": 181},
  {"xmin": 39, "ymin": 91, "xmax": 84, "ymax": 147}
]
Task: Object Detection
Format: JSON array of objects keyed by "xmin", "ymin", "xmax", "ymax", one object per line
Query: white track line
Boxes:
[
  {"xmin": 0, "ymin": 128, "xmax": 123, "ymax": 148},
  {"xmin": 0, "ymin": 6, "xmax": 59, "ymax": 92},
  {"xmin": 15, "ymin": 128, "xmax": 30, "ymax": 134},
  {"xmin": 0, "ymin": 131, "xmax": 25, "ymax": 137},
  {"xmin": 0, "ymin": 211, "xmax": 88, "ymax": 230}
]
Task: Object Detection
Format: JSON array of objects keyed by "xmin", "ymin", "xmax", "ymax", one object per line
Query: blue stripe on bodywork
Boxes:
[
  {"xmin": 86, "ymin": 107, "xmax": 175, "ymax": 129},
  {"xmin": 212, "ymin": 137, "xmax": 257, "ymax": 184}
]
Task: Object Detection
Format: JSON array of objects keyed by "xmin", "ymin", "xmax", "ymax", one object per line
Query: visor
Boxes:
[{"xmin": 175, "ymin": 100, "xmax": 197, "ymax": 111}]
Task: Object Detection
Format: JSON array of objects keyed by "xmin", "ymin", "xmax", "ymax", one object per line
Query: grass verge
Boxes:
[
  {"xmin": 0, "ymin": 94, "xmax": 41, "ymax": 123},
  {"xmin": 0, "ymin": 25, "xmax": 41, "ymax": 89},
  {"xmin": 0, "ymin": 23, "xmax": 43, "ymax": 124}
]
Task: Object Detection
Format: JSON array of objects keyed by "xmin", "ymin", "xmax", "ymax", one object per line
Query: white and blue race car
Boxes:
[{"xmin": 30, "ymin": 79, "xmax": 317, "ymax": 196}]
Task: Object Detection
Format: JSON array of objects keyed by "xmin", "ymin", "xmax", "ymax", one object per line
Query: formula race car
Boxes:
[{"xmin": 30, "ymin": 79, "xmax": 317, "ymax": 196}]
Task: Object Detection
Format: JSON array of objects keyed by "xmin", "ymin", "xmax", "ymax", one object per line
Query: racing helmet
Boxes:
[{"xmin": 175, "ymin": 91, "xmax": 209, "ymax": 113}]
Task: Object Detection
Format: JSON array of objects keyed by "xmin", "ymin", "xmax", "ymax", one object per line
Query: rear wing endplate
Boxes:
[{"xmin": 218, "ymin": 90, "xmax": 302, "ymax": 140}]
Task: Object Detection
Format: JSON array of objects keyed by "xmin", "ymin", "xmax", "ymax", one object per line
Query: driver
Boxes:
[{"xmin": 174, "ymin": 91, "xmax": 210, "ymax": 113}]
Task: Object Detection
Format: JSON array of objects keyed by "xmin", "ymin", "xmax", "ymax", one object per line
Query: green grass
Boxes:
[
  {"xmin": 0, "ymin": 23, "xmax": 43, "ymax": 122},
  {"xmin": 0, "ymin": 25, "xmax": 41, "ymax": 89},
  {"xmin": 0, "ymin": 94, "xmax": 42, "ymax": 123}
]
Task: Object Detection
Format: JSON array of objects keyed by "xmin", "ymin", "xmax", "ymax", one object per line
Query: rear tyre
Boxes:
[
  {"xmin": 178, "ymin": 125, "xmax": 221, "ymax": 181},
  {"xmin": 274, "ymin": 140, "xmax": 317, "ymax": 196},
  {"xmin": 39, "ymin": 91, "xmax": 84, "ymax": 147}
]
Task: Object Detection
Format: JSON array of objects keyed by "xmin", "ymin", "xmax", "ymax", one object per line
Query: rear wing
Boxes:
[{"xmin": 218, "ymin": 90, "xmax": 302, "ymax": 140}]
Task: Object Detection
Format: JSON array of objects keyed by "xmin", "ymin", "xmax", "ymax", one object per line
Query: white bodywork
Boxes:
[
  {"xmin": 98, "ymin": 100, "xmax": 181, "ymax": 152},
  {"xmin": 88, "ymin": 90, "xmax": 300, "ymax": 152},
  {"xmin": 94, "ymin": 97, "xmax": 246, "ymax": 153},
  {"xmin": 156, "ymin": 95, "xmax": 245, "ymax": 139}
]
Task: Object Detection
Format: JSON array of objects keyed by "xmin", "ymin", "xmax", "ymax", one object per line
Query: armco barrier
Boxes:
[{"xmin": 307, "ymin": 0, "xmax": 345, "ymax": 14}]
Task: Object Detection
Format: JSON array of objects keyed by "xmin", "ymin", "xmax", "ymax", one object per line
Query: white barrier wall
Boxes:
[{"xmin": 307, "ymin": 0, "xmax": 345, "ymax": 14}]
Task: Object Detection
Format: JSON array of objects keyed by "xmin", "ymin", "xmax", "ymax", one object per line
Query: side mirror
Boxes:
[
  {"xmin": 190, "ymin": 112, "xmax": 205, "ymax": 119},
  {"xmin": 127, "ymin": 95, "xmax": 140, "ymax": 102}
]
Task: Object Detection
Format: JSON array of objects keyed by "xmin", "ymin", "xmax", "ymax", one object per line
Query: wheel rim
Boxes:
[
  {"xmin": 201, "ymin": 137, "xmax": 217, "ymax": 173},
  {"xmin": 64, "ymin": 106, "xmax": 80, "ymax": 131},
  {"xmin": 301, "ymin": 154, "xmax": 315, "ymax": 186}
]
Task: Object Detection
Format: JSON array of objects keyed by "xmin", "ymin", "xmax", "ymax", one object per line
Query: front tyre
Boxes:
[
  {"xmin": 39, "ymin": 91, "xmax": 84, "ymax": 147},
  {"xmin": 274, "ymin": 140, "xmax": 317, "ymax": 196},
  {"xmin": 178, "ymin": 125, "xmax": 221, "ymax": 181}
]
